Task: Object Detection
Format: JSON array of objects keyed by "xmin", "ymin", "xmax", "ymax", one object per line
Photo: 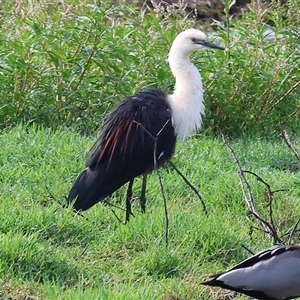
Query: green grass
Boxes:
[
  {"xmin": 1, "ymin": 125, "xmax": 300, "ymax": 299},
  {"xmin": 1, "ymin": 0, "xmax": 300, "ymax": 299}
]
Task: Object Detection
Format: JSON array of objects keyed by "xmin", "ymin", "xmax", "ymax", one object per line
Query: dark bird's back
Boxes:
[{"xmin": 67, "ymin": 89, "xmax": 176, "ymax": 211}]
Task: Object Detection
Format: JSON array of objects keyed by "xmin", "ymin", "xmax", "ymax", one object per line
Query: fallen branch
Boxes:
[
  {"xmin": 241, "ymin": 244, "xmax": 255, "ymax": 255},
  {"xmin": 280, "ymin": 125, "xmax": 300, "ymax": 167},
  {"xmin": 169, "ymin": 161, "xmax": 208, "ymax": 216},
  {"xmin": 282, "ymin": 217, "xmax": 300, "ymax": 245},
  {"xmin": 77, "ymin": 243, "xmax": 89, "ymax": 259},
  {"xmin": 243, "ymin": 170, "xmax": 287, "ymax": 243},
  {"xmin": 46, "ymin": 186, "xmax": 65, "ymax": 208},
  {"xmin": 221, "ymin": 134, "xmax": 270, "ymax": 233},
  {"xmin": 103, "ymin": 199, "xmax": 127, "ymax": 224},
  {"xmin": 221, "ymin": 134, "xmax": 283, "ymax": 244}
]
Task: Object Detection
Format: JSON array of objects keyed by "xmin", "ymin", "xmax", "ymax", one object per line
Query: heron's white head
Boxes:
[
  {"xmin": 169, "ymin": 28, "xmax": 224, "ymax": 59},
  {"xmin": 167, "ymin": 28, "xmax": 224, "ymax": 140}
]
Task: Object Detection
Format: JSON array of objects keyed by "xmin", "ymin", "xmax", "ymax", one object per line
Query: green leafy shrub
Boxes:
[
  {"xmin": 0, "ymin": 0, "xmax": 299, "ymax": 135},
  {"xmin": 203, "ymin": 0, "xmax": 300, "ymax": 135}
]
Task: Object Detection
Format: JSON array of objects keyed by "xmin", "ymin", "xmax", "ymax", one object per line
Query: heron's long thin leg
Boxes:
[
  {"xmin": 125, "ymin": 179, "xmax": 134, "ymax": 223},
  {"xmin": 140, "ymin": 174, "xmax": 147, "ymax": 213}
]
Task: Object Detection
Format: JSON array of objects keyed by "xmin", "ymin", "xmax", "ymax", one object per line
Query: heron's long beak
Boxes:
[{"xmin": 195, "ymin": 39, "xmax": 225, "ymax": 50}]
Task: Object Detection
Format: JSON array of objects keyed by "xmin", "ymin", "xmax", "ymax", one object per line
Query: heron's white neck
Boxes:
[{"xmin": 167, "ymin": 50, "xmax": 204, "ymax": 140}]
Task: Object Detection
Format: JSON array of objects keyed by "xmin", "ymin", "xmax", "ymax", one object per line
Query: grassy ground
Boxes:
[{"xmin": 1, "ymin": 125, "xmax": 300, "ymax": 299}]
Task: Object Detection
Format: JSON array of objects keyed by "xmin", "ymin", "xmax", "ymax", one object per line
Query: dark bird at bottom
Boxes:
[
  {"xmin": 202, "ymin": 245, "xmax": 300, "ymax": 300},
  {"xmin": 66, "ymin": 29, "xmax": 224, "ymax": 220}
]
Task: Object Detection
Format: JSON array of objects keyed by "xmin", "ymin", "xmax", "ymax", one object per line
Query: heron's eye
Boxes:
[{"xmin": 191, "ymin": 38, "xmax": 196, "ymax": 43}]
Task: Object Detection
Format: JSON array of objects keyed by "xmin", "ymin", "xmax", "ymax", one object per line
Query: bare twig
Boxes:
[
  {"xmin": 134, "ymin": 119, "xmax": 170, "ymax": 246},
  {"xmin": 153, "ymin": 120, "xmax": 170, "ymax": 246},
  {"xmin": 46, "ymin": 186, "xmax": 65, "ymax": 208},
  {"xmin": 46, "ymin": 187, "xmax": 90, "ymax": 220},
  {"xmin": 155, "ymin": 154, "xmax": 170, "ymax": 247},
  {"xmin": 110, "ymin": 208, "xmax": 125, "ymax": 224},
  {"xmin": 169, "ymin": 161, "xmax": 208, "ymax": 216},
  {"xmin": 221, "ymin": 134, "xmax": 283, "ymax": 244},
  {"xmin": 243, "ymin": 170, "xmax": 287, "ymax": 243},
  {"xmin": 221, "ymin": 134, "xmax": 270, "ymax": 233},
  {"xmin": 77, "ymin": 243, "xmax": 89, "ymax": 259},
  {"xmin": 103, "ymin": 199, "xmax": 127, "ymax": 224},
  {"xmin": 274, "ymin": 80, "xmax": 300, "ymax": 111},
  {"xmin": 250, "ymin": 210, "xmax": 282, "ymax": 244},
  {"xmin": 280, "ymin": 125, "xmax": 300, "ymax": 167},
  {"xmin": 103, "ymin": 199, "xmax": 127, "ymax": 212},
  {"xmin": 241, "ymin": 244, "xmax": 255, "ymax": 255},
  {"xmin": 284, "ymin": 217, "xmax": 300, "ymax": 245}
]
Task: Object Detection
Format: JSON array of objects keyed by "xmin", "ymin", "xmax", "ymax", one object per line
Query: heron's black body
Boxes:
[
  {"xmin": 67, "ymin": 89, "xmax": 176, "ymax": 211},
  {"xmin": 66, "ymin": 28, "xmax": 225, "ymax": 215}
]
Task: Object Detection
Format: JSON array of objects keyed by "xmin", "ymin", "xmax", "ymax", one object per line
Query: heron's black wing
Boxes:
[{"xmin": 67, "ymin": 89, "xmax": 176, "ymax": 211}]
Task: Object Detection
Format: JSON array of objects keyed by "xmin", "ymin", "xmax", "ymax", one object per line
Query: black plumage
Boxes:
[
  {"xmin": 67, "ymin": 89, "xmax": 176, "ymax": 212},
  {"xmin": 66, "ymin": 28, "xmax": 225, "ymax": 218}
]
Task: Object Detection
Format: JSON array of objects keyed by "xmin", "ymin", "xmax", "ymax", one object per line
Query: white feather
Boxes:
[{"xmin": 167, "ymin": 29, "xmax": 207, "ymax": 140}]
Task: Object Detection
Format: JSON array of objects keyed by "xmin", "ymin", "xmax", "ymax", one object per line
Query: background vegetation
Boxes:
[
  {"xmin": 0, "ymin": 0, "xmax": 300, "ymax": 299},
  {"xmin": 0, "ymin": 0, "xmax": 299, "ymax": 135}
]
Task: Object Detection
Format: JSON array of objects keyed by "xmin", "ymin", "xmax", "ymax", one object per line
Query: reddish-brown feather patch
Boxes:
[
  {"xmin": 125, "ymin": 120, "xmax": 134, "ymax": 149},
  {"xmin": 97, "ymin": 116, "xmax": 137, "ymax": 164}
]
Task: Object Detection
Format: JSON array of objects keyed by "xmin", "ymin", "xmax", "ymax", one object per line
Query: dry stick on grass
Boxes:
[
  {"xmin": 280, "ymin": 125, "xmax": 300, "ymax": 167},
  {"xmin": 241, "ymin": 244, "xmax": 255, "ymax": 255},
  {"xmin": 77, "ymin": 243, "xmax": 89, "ymax": 259},
  {"xmin": 284, "ymin": 217, "xmax": 300, "ymax": 245},
  {"xmin": 134, "ymin": 120, "xmax": 171, "ymax": 246},
  {"xmin": 46, "ymin": 186, "xmax": 65, "ymax": 208},
  {"xmin": 243, "ymin": 170, "xmax": 287, "ymax": 244},
  {"xmin": 46, "ymin": 186, "xmax": 86, "ymax": 218},
  {"xmin": 221, "ymin": 134, "xmax": 270, "ymax": 233},
  {"xmin": 168, "ymin": 161, "xmax": 208, "ymax": 216},
  {"xmin": 221, "ymin": 133, "xmax": 283, "ymax": 244},
  {"xmin": 279, "ymin": 127, "xmax": 300, "ymax": 243},
  {"xmin": 48, "ymin": 184, "xmax": 126, "ymax": 223},
  {"xmin": 103, "ymin": 199, "xmax": 127, "ymax": 224},
  {"xmin": 109, "ymin": 209, "xmax": 124, "ymax": 224},
  {"xmin": 133, "ymin": 120, "xmax": 207, "ymax": 245}
]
